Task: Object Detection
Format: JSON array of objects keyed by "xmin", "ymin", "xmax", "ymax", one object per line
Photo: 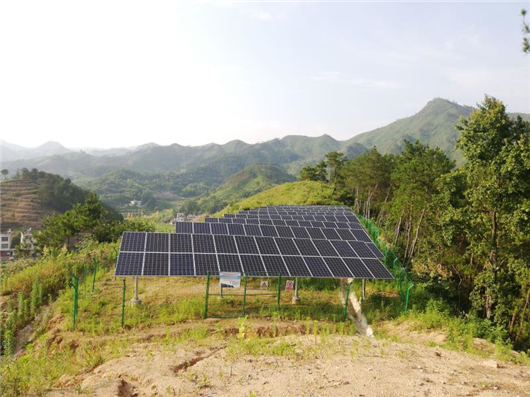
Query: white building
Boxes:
[
  {"xmin": 20, "ymin": 228, "xmax": 36, "ymax": 252},
  {"xmin": 0, "ymin": 230, "xmax": 14, "ymax": 258}
]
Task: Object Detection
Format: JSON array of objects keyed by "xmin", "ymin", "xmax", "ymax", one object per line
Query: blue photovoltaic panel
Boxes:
[
  {"xmin": 323, "ymin": 257, "xmax": 353, "ymax": 278},
  {"xmin": 244, "ymin": 224, "xmax": 262, "ymax": 237},
  {"xmin": 312, "ymin": 239, "xmax": 339, "ymax": 257},
  {"xmin": 283, "ymin": 256, "xmax": 312, "ymax": 277},
  {"xmin": 343, "ymin": 258, "xmax": 373, "ymax": 278},
  {"xmin": 362, "ymin": 258, "xmax": 393, "ymax": 279},
  {"xmin": 117, "ymin": 205, "xmax": 393, "ymax": 280},
  {"xmin": 235, "ymin": 235, "xmax": 259, "ymax": 254},
  {"xmin": 261, "ymin": 255, "xmax": 289, "ymax": 277},
  {"xmin": 194, "ymin": 223, "xmax": 211, "ymax": 234},
  {"xmin": 170, "ymin": 234, "xmax": 192, "ymax": 253},
  {"xmin": 121, "ymin": 232, "xmax": 146, "ymax": 252},
  {"xmin": 146, "ymin": 233, "xmax": 168, "ymax": 252},
  {"xmin": 255, "ymin": 236, "xmax": 280, "ymax": 255},
  {"xmin": 348, "ymin": 241, "xmax": 376, "ymax": 258},
  {"xmin": 194, "ymin": 254, "xmax": 219, "ymax": 275},
  {"xmin": 115, "ymin": 252, "xmax": 144, "ymax": 276},
  {"xmin": 303, "ymin": 257, "xmax": 332, "ymax": 277},
  {"xmin": 240, "ymin": 255, "xmax": 268, "ymax": 276},
  {"xmin": 211, "ymin": 223, "xmax": 229, "ymax": 235},
  {"xmin": 228, "ymin": 223, "xmax": 245, "ymax": 235},
  {"xmin": 143, "ymin": 253, "xmax": 169, "ymax": 276},
  {"xmin": 175, "ymin": 222, "xmax": 193, "ymax": 234},
  {"xmin": 294, "ymin": 239, "xmax": 319, "ymax": 256},
  {"xmin": 192, "ymin": 234, "xmax": 216, "ymax": 253},
  {"xmin": 214, "ymin": 235, "xmax": 238, "ymax": 254},
  {"xmin": 218, "ymin": 254, "xmax": 243, "ymax": 273},
  {"xmin": 275, "ymin": 238, "xmax": 300, "ymax": 256},
  {"xmin": 170, "ymin": 253, "xmax": 194, "ymax": 276}
]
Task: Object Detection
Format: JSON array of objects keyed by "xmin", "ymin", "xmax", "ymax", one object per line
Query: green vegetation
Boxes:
[
  {"xmin": 216, "ymin": 180, "xmax": 341, "ymax": 215},
  {"xmin": 180, "ymin": 164, "xmax": 295, "ymax": 215}
]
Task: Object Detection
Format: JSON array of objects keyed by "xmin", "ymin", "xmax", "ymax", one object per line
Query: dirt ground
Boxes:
[{"xmin": 46, "ymin": 332, "xmax": 529, "ymax": 397}]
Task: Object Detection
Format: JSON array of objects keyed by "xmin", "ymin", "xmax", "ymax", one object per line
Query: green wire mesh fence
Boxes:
[{"xmin": 358, "ymin": 215, "xmax": 413, "ymax": 313}]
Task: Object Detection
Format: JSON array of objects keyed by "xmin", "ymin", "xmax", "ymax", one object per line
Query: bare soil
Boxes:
[{"xmin": 45, "ymin": 332, "xmax": 529, "ymax": 397}]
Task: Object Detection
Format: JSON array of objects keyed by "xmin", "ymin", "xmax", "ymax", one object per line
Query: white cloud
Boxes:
[
  {"xmin": 312, "ymin": 71, "xmax": 403, "ymax": 89},
  {"xmin": 251, "ymin": 10, "xmax": 286, "ymax": 22}
]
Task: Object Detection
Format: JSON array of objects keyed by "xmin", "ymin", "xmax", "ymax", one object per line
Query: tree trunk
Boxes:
[
  {"xmin": 408, "ymin": 207, "xmax": 427, "ymax": 259},
  {"xmin": 393, "ymin": 212, "xmax": 403, "ymax": 246},
  {"xmin": 516, "ymin": 289, "xmax": 530, "ymax": 342}
]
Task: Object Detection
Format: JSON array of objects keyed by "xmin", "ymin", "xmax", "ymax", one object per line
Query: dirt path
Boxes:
[{"xmin": 47, "ymin": 334, "xmax": 529, "ymax": 397}]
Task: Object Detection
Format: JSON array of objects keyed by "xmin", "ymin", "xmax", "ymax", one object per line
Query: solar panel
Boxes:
[
  {"xmin": 143, "ymin": 253, "xmax": 169, "ymax": 276},
  {"xmin": 218, "ymin": 254, "xmax": 243, "ymax": 273},
  {"xmin": 235, "ymin": 235, "xmax": 259, "ymax": 254},
  {"xmin": 116, "ymin": 252, "xmax": 144, "ymax": 276},
  {"xmin": 194, "ymin": 253, "xmax": 219, "ymax": 275},
  {"xmin": 170, "ymin": 234, "xmax": 192, "ymax": 253},
  {"xmin": 343, "ymin": 258, "xmax": 373, "ymax": 278},
  {"xmin": 294, "ymin": 239, "xmax": 319, "ymax": 256},
  {"xmin": 170, "ymin": 253, "xmax": 194, "ymax": 276},
  {"xmin": 193, "ymin": 234, "xmax": 215, "ymax": 253},
  {"xmin": 303, "ymin": 257, "xmax": 333, "ymax": 277},
  {"xmin": 283, "ymin": 256, "xmax": 312, "ymax": 277},
  {"xmin": 312, "ymin": 239, "xmax": 339, "ymax": 257},
  {"xmin": 211, "ymin": 223, "xmax": 229, "ymax": 235},
  {"xmin": 175, "ymin": 222, "xmax": 193, "ymax": 233},
  {"xmin": 146, "ymin": 233, "xmax": 168, "ymax": 252},
  {"xmin": 362, "ymin": 258, "xmax": 393, "ymax": 279},
  {"xmin": 323, "ymin": 257, "xmax": 353, "ymax": 278},
  {"xmin": 121, "ymin": 232, "xmax": 146, "ymax": 252},
  {"xmin": 240, "ymin": 255, "xmax": 267, "ymax": 276},
  {"xmin": 261, "ymin": 255, "xmax": 289, "ymax": 277},
  {"xmin": 255, "ymin": 236, "xmax": 280, "ymax": 255},
  {"xmin": 275, "ymin": 238, "xmax": 300, "ymax": 255},
  {"xmin": 214, "ymin": 235, "xmax": 238, "ymax": 254},
  {"xmin": 118, "ymin": 205, "xmax": 393, "ymax": 280}
]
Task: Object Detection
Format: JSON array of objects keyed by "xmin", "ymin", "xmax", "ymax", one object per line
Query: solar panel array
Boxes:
[{"xmin": 116, "ymin": 205, "xmax": 393, "ymax": 280}]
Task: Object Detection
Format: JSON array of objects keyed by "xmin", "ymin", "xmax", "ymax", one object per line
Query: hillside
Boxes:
[
  {"xmin": 0, "ymin": 180, "xmax": 58, "ymax": 231},
  {"xmin": 216, "ymin": 181, "xmax": 342, "ymax": 214},
  {"xmin": 0, "ymin": 170, "xmax": 120, "ymax": 231},
  {"xmin": 190, "ymin": 163, "xmax": 296, "ymax": 214}
]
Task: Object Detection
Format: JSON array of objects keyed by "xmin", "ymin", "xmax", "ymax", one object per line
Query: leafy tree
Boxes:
[
  {"xmin": 299, "ymin": 161, "xmax": 327, "ymax": 182},
  {"xmin": 522, "ymin": 9, "xmax": 530, "ymax": 53},
  {"xmin": 1, "ymin": 169, "xmax": 8, "ymax": 179},
  {"xmin": 325, "ymin": 151, "xmax": 346, "ymax": 184}
]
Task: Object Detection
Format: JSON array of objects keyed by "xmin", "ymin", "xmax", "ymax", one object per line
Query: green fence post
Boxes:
[
  {"xmin": 276, "ymin": 273, "xmax": 282, "ymax": 311},
  {"xmin": 404, "ymin": 283, "xmax": 413, "ymax": 313},
  {"xmin": 203, "ymin": 272, "xmax": 210, "ymax": 319},
  {"xmin": 242, "ymin": 276, "xmax": 248, "ymax": 317},
  {"xmin": 121, "ymin": 279, "xmax": 126, "ymax": 327},
  {"xmin": 84, "ymin": 263, "xmax": 88, "ymax": 300},
  {"xmin": 71, "ymin": 275, "xmax": 79, "ymax": 329},
  {"xmin": 92, "ymin": 258, "xmax": 99, "ymax": 293},
  {"xmin": 343, "ymin": 281, "xmax": 352, "ymax": 321}
]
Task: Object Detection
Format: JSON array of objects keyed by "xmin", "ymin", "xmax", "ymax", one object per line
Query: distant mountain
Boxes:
[
  {"xmin": 191, "ymin": 163, "xmax": 296, "ymax": 214},
  {"xmin": 3, "ymin": 98, "xmax": 529, "ymax": 178},
  {"xmin": 1, "ymin": 140, "xmax": 71, "ymax": 162}
]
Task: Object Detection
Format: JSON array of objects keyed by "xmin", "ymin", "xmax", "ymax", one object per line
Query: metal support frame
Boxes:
[
  {"xmin": 242, "ymin": 276, "xmax": 248, "ymax": 316},
  {"xmin": 121, "ymin": 279, "xmax": 126, "ymax": 327},
  {"xmin": 91, "ymin": 258, "xmax": 99, "ymax": 293},
  {"xmin": 292, "ymin": 277, "xmax": 300, "ymax": 304},
  {"xmin": 343, "ymin": 280, "xmax": 352, "ymax": 321},
  {"xmin": 130, "ymin": 276, "xmax": 142, "ymax": 305},
  {"xmin": 203, "ymin": 272, "xmax": 210, "ymax": 319},
  {"xmin": 276, "ymin": 273, "xmax": 282, "ymax": 311},
  {"xmin": 71, "ymin": 275, "xmax": 79, "ymax": 329},
  {"xmin": 362, "ymin": 279, "xmax": 366, "ymax": 301}
]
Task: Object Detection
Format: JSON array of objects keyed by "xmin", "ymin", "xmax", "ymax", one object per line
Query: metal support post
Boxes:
[
  {"xmin": 130, "ymin": 276, "xmax": 141, "ymax": 305},
  {"xmin": 203, "ymin": 272, "xmax": 210, "ymax": 319},
  {"xmin": 242, "ymin": 276, "xmax": 248, "ymax": 317},
  {"xmin": 91, "ymin": 258, "xmax": 98, "ymax": 293},
  {"xmin": 292, "ymin": 277, "xmax": 300, "ymax": 304},
  {"xmin": 362, "ymin": 279, "xmax": 366, "ymax": 301},
  {"xmin": 405, "ymin": 283, "xmax": 413, "ymax": 313},
  {"xmin": 121, "ymin": 279, "xmax": 126, "ymax": 327},
  {"xmin": 343, "ymin": 281, "xmax": 351, "ymax": 321},
  {"xmin": 276, "ymin": 273, "xmax": 282, "ymax": 311},
  {"xmin": 71, "ymin": 275, "xmax": 79, "ymax": 329}
]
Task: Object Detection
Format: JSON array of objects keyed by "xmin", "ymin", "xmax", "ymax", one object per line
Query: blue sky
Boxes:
[{"xmin": 1, "ymin": 1, "xmax": 528, "ymax": 148}]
